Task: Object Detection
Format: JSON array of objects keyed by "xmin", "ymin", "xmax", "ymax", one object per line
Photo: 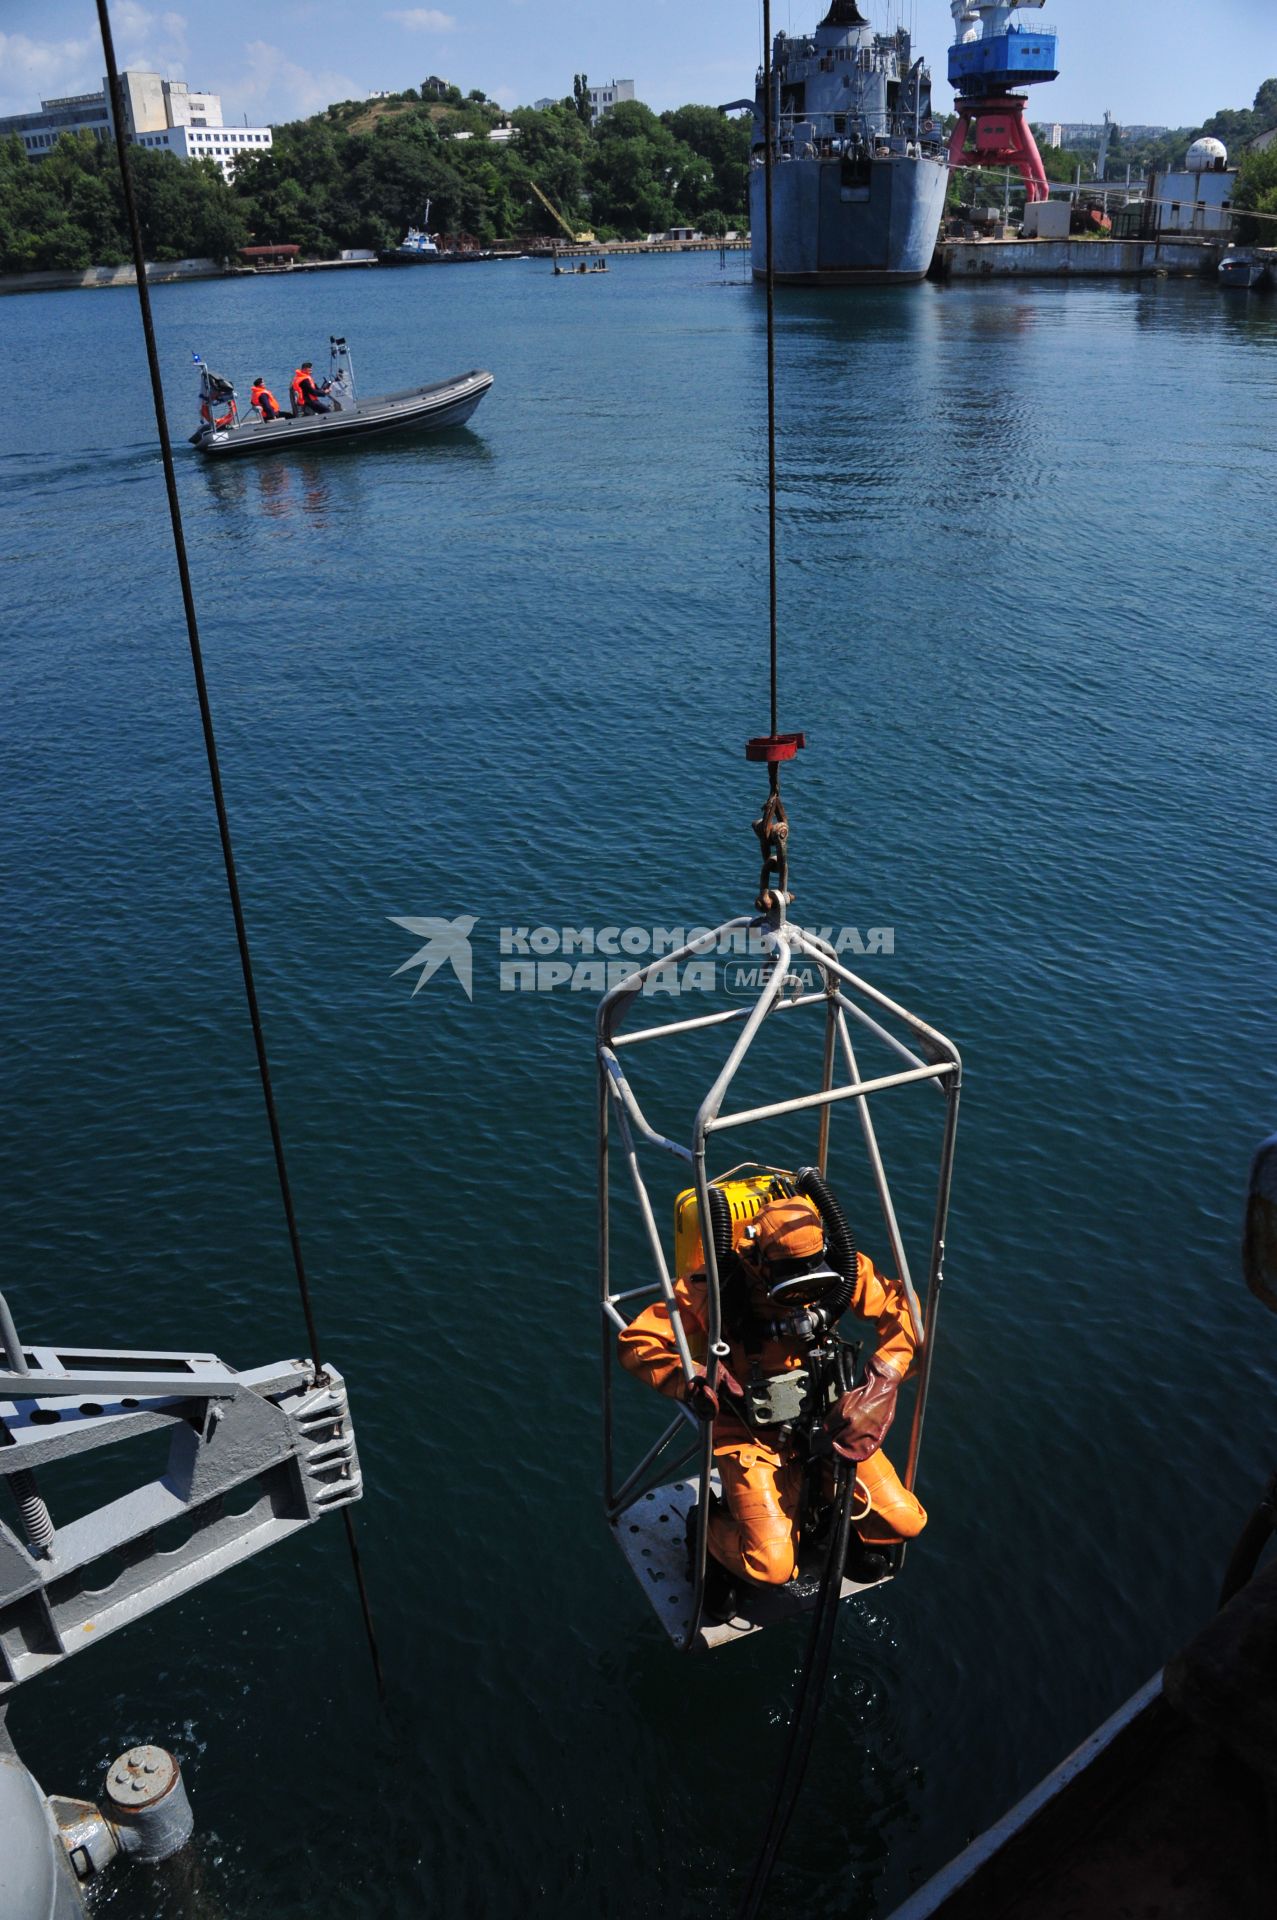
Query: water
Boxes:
[{"xmin": 2, "ymin": 256, "xmax": 1276, "ymax": 1918}]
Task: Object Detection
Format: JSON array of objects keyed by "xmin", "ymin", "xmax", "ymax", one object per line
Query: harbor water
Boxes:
[{"xmin": 3, "ymin": 255, "xmax": 1276, "ymax": 1917}]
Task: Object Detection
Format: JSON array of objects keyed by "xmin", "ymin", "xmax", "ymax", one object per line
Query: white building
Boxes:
[
  {"xmin": 0, "ymin": 71, "xmax": 270, "ymax": 180},
  {"xmin": 137, "ymin": 124, "xmax": 274, "ymax": 180},
  {"xmin": 587, "ymin": 79, "xmax": 634, "ymax": 124},
  {"xmin": 532, "ymin": 82, "xmax": 633, "ymax": 123},
  {"xmin": 0, "ymin": 91, "xmax": 111, "ymax": 154},
  {"xmin": 1149, "ymin": 137, "xmax": 1236, "ymax": 236}
]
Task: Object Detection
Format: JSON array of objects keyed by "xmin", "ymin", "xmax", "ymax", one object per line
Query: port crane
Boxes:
[
  {"xmin": 528, "ymin": 179, "xmax": 595, "ymax": 245},
  {"xmin": 947, "ymin": 0, "xmax": 1059, "ymax": 203}
]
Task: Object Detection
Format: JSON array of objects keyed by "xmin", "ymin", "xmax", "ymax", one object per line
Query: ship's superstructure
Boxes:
[{"xmin": 750, "ymin": 0, "xmax": 950, "ymax": 286}]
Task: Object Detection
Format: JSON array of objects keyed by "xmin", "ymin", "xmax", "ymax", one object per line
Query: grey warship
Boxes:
[{"xmin": 751, "ymin": 0, "xmax": 950, "ymax": 286}]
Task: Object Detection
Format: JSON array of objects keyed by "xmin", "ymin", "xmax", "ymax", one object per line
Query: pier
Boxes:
[{"xmin": 930, "ymin": 236, "xmax": 1229, "ymax": 281}]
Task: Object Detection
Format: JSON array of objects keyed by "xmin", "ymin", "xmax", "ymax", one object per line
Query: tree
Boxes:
[
  {"xmin": 1254, "ymin": 78, "xmax": 1277, "ymax": 133},
  {"xmin": 588, "ymin": 101, "xmax": 712, "ymax": 235},
  {"xmin": 661, "ymin": 105, "xmax": 751, "ymax": 217},
  {"xmin": 1234, "ymin": 143, "xmax": 1277, "ymax": 242},
  {"xmin": 573, "ymin": 75, "xmax": 592, "ymax": 129}
]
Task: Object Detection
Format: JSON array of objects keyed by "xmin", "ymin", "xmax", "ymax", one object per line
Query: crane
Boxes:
[
  {"xmin": 946, "ymin": 0, "xmax": 1059, "ymax": 203},
  {"xmin": 529, "ymin": 179, "xmax": 594, "ymax": 245}
]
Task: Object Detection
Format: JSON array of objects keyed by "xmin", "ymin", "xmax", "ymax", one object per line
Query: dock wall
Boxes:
[
  {"xmin": 931, "ymin": 237, "xmax": 1225, "ymax": 282},
  {"xmin": 0, "ymin": 257, "xmax": 221, "ymax": 298}
]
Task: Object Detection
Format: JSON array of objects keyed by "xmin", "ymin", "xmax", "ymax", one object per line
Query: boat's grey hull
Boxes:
[
  {"xmin": 195, "ymin": 370, "xmax": 493, "ymax": 458},
  {"xmin": 750, "ymin": 152, "xmax": 949, "ymax": 285}
]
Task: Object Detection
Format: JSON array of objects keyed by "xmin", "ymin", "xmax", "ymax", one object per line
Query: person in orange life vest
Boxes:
[
  {"xmin": 199, "ymin": 395, "xmax": 234, "ymax": 429},
  {"xmin": 250, "ymin": 378, "xmax": 281, "ymax": 421},
  {"xmin": 617, "ymin": 1183, "xmax": 925, "ymax": 1619},
  {"xmin": 290, "ymin": 361, "xmax": 332, "ymax": 415}
]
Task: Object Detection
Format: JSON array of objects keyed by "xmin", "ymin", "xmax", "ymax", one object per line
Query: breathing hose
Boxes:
[
  {"xmin": 795, "ymin": 1165, "xmax": 858, "ymax": 1322},
  {"xmin": 732, "ymin": 1458, "xmax": 861, "ymax": 1920}
]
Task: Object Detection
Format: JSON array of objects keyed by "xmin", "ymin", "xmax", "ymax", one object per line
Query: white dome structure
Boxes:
[{"xmin": 1187, "ymin": 136, "xmax": 1228, "ymax": 171}]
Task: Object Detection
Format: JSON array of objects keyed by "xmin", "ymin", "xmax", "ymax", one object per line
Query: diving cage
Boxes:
[{"xmin": 597, "ymin": 911, "xmax": 961, "ymax": 1651}]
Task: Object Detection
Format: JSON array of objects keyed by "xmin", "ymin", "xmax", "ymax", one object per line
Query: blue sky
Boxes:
[{"xmin": 2, "ymin": 1, "xmax": 1274, "ymax": 133}]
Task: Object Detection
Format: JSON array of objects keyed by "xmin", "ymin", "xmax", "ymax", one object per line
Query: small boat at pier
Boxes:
[
  {"xmin": 190, "ymin": 339, "xmax": 493, "ymax": 459},
  {"xmin": 1218, "ymin": 249, "xmax": 1267, "ymax": 289},
  {"xmin": 380, "ymin": 198, "xmax": 497, "ymax": 264}
]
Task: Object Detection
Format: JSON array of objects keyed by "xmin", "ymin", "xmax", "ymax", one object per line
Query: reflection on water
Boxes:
[{"xmin": 196, "ymin": 429, "xmax": 493, "ymax": 533}]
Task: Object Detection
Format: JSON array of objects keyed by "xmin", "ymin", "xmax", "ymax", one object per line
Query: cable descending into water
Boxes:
[
  {"xmin": 94, "ymin": 0, "xmax": 385, "ymax": 1705},
  {"xmin": 731, "ymin": 15, "xmax": 864, "ymax": 1914},
  {"xmin": 732, "ymin": 1465, "xmax": 861, "ymax": 1920},
  {"xmin": 763, "ymin": 0, "xmax": 780, "ymax": 754}
]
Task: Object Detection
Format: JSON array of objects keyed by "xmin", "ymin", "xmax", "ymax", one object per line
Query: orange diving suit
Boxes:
[{"xmin": 617, "ymin": 1189, "xmax": 926, "ymax": 1589}]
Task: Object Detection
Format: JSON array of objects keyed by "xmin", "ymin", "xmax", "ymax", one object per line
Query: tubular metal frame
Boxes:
[{"xmin": 598, "ymin": 910, "xmax": 961, "ymax": 1651}]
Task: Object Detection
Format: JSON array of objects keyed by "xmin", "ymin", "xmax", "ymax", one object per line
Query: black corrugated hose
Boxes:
[{"xmin": 732, "ymin": 1458, "xmax": 860, "ymax": 1920}]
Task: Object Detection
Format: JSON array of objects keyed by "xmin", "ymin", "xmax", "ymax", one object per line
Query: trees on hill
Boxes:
[
  {"xmin": 0, "ymin": 130, "xmax": 246, "ymax": 272},
  {"xmin": 226, "ymin": 94, "xmax": 750, "ymax": 250},
  {"xmin": 0, "ymin": 88, "xmax": 756, "ymax": 274}
]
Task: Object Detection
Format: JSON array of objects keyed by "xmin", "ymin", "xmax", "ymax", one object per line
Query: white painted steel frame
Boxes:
[{"xmin": 597, "ymin": 910, "xmax": 961, "ymax": 1651}]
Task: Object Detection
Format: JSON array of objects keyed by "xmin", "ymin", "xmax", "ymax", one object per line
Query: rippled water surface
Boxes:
[{"xmin": 3, "ymin": 257, "xmax": 1276, "ymax": 1918}]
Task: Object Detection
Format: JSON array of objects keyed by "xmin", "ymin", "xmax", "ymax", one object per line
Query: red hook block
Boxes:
[{"xmin": 745, "ymin": 732, "xmax": 806, "ymax": 764}]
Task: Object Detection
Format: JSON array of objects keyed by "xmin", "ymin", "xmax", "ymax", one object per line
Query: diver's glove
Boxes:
[
  {"xmin": 825, "ymin": 1356, "xmax": 900, "ymax": 1462},
  {"xmin": 684, "ymin": 1363, "xmax": 744, "ymax": 1423},
  {"xmin": 684, "ymin": 1373, "xmax": 718, "ymax": 1422}
]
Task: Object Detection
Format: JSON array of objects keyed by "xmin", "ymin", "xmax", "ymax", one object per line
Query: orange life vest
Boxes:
[
  {"xmin": 252, "ymin": 383, "xmax": 279, "ymax": 413},
  {"xmin": 291, "ymin": 367, "xmax": 316, "ymax": 406}
]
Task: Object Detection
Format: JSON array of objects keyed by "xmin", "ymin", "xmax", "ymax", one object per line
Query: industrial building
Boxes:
[
  {"xmin": 0, "ymin": 72, "xmax": 271, "ymax": 181},
  {"xmin": 1148, "ymin": 137, "xmax": 1237, "ymax": 236}
]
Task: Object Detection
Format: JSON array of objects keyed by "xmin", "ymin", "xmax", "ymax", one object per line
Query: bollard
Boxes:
[{"xmin": 104, "ymin": 1746, "xmax": 194, "ymax": 1862}]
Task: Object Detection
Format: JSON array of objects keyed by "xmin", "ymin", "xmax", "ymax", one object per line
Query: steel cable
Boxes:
[
  {"xmin": 725, "ymin": 33, "xmax": 844, "ymax": 1904},
  {"xmin": 94, "ymin": 0, "xmax": 385, "ymax": 1703},
  {"xmin": 763, "ymin": 0, "xmax": 780, "ymax": 752}
]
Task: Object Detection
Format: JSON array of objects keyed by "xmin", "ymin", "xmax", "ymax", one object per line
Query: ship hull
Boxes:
[{"xmin": 750, "ymin": 151, "xmax": 949, "ymax": 285}]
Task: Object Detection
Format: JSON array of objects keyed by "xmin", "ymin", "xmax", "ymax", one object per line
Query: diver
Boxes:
[{"xmin": 617, "ymin": 1173, "xmax": 926, "ymax": 1621}]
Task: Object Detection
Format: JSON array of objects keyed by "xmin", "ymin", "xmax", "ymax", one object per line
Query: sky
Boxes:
[{"xmin": 2, "ymin": 0, "xmax": 1274, "ymax": 134}]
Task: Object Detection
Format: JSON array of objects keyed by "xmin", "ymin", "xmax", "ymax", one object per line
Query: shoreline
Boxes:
[
  {"xmin": 0, "ymin": 238, "xmax": 752, "ymax": 298},
  {"xmin": 7, "ymin": 234, "xmax": 1267, "ymax": 297}
]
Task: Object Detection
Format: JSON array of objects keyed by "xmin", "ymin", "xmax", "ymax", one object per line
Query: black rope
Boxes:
[
  {"xmin": 95, "ymin": 0, "xmax": 385, "ymax": 1703},
  {"xmin": 732, "ymin": 1463, "xmax": 860, "ymax": 1920},
  {"xmin": 762, "ymin": 0, "xmax": 779, "ymax": 747}
]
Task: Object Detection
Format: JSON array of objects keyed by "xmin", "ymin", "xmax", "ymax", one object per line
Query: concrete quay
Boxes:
[
  {"xmin": 931, "ymin": 235, "xmax": 1227, "ymax": 282},
  {"xmin": 0, "ymin": 255, "xmax": 220, "ymax": 297}
]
